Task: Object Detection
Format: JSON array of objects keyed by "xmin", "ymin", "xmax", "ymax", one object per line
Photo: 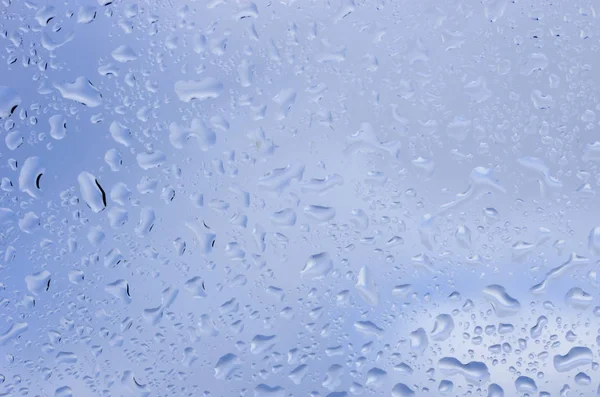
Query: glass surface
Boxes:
[{"xmin": 1, "ymin": 1, "xmax": 600, "ymax": 396}]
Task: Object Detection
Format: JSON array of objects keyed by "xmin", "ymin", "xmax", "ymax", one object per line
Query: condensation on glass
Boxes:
[{"xmin": 1, "ymin": 0, "xmax": 600, "ymax": 396}]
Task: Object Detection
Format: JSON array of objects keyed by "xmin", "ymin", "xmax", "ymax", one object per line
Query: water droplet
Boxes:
[
  {"xmin": 301, "ymin": 252, "xmax": 333, "ymax": 279},
  {"xmin": 0, "ymin": 86, "xmax": 21, "ymax": 119},
  {"xmin": 438, "ymin": 357, "xmax": 490, "ymax": 384},
  {"xmin": 78, "ymin": 172, "xmax": 106, "ymax": 213},
  {"xmin": 391, "ymin": 383, "xmax": 416, "ymax": 397},
  {"xmin": 54, "ymin": 77, "xmax": 103, "ymax": 107},
  {"xmin": 553, "ymin": 347, "xmax": 593, "ymax": 372},
  {"xmin": 111, "ymin": 45, "xmax": 138, "ymax": 62}
]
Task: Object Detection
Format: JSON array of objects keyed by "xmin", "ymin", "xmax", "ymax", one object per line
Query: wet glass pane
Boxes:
[{"xmin": 1, "ymin": 0, "xmax": 600, "ymax": 396}]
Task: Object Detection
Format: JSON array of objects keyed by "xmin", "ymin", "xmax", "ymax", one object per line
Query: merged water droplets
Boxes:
[
  {"xmin": 438, "ymin": 357, "xmax": 490, "ymax": 384},
  {"xmin": 482, "ymin": 285, "xmax": 521, "ymax": 317},
  {"xmin": 54, "ymin": 77, "xmax": 103, "ymax": 107},
  {"xmin": 553, "ymin": 347, "xmax": 594, "ymax": 372}
]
